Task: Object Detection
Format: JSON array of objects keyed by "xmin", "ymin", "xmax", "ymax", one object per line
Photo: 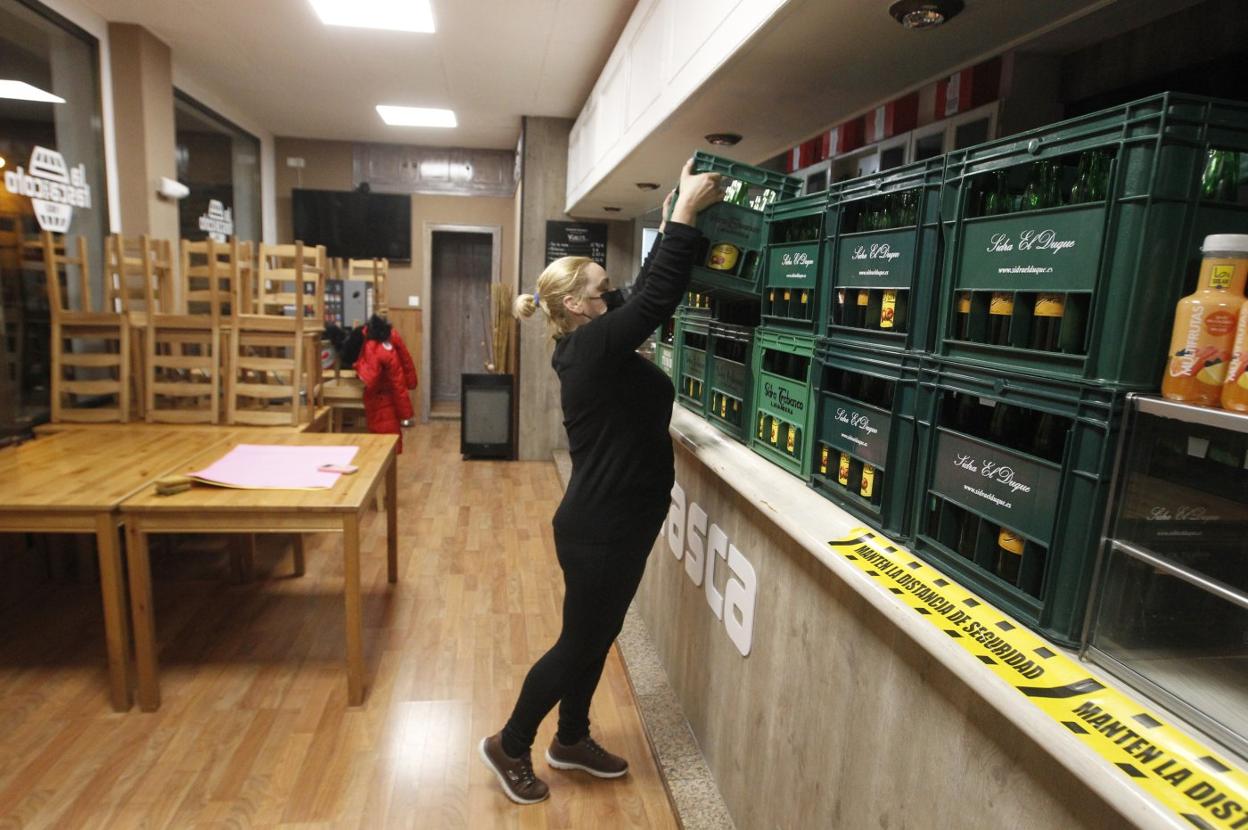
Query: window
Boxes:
[
  {"xmin": 0, "ymin": 0, "xmax": 108, "ymax": 429},
  {"xmin": 174, "ymin": 91, "xmax": 261, "ymax": 243}
]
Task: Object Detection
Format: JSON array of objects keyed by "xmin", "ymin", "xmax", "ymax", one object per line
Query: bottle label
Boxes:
[
  {"xmin": 786, "ymin": 428, "xmax": 796, "ymax": 453},
  {"xmin": 860, "ymin": 465, "xmax": 876, "ymax": 498},
  {"xmin": 770, "ymin": 419, "xmax": 780, "ymax": 445},
  {"xmin": 989, "ymin": 293, "xmax": 1014, "ymax": 316},
  {"xmin": 707, "ymin": 243, "xmax": 739, "ymax": 271},
  {"xmin": 880, "ymin": 291, "xmax": 897, "ymax": 329},
  {"xmin": 837, "ymin": 453, "xmax": 850, "ymax": 486},
  {"xmin": 1205, "ymin": 310, "xmax": 1237, "ymax": 337},
  {"xmin": 958, "ymin": 293, "xmax": 971, "ymax": 314},
  {"xmin": 820, "ymin": 446, "xmax": 829, "ymax": 474},
  {"xmin": 1210, "ymin": 265, "xmax": 1234, "ymax": 290},
  {"xmin": 1033, "ymin": 294, "xmax": 1065, "ymax": 317},
  {"xmin": 998, "ymin": 530, "xmax": 1024, "ymax": 555},
  {"xmin": 857, "ymin": 290, "xmax": 869, "ymax": 307}
]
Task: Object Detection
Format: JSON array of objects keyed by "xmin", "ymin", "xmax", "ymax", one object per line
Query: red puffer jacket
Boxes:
[{"xmin": 355, "ymin": 330, "xmax": 417, "ymax": 452}]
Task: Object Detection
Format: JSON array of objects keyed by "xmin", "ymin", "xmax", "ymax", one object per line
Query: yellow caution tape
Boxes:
[{"xmin": 829, "ymin": 529, "xmax": 1248, "ymax": 830}]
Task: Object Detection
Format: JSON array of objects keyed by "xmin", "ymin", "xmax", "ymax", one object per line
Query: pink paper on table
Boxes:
[{"xmin": 189, "ymin": 444, "xmax": 360, "ymax": 490}]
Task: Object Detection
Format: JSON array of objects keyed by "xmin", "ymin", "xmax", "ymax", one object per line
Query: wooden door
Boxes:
[{"xmin": 430, "ymin": 231, "xmax": 492, "ymax": 405}]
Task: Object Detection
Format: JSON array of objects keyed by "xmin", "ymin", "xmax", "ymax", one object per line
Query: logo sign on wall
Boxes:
[
  {"xmin": 2, "ymin": 146, "xmax": 92, "ymax": 233},
  {"xmin": 199, "ymin": 199, "xmax": 234, "ymax": 243}
]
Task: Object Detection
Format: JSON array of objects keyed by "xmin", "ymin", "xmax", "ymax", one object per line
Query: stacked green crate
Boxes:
[
  {"xmin": 810, "ymin": 341, "xmax": 922, "ymax": 539},
  {"xmin": 675, "ymin": 311, "xmax": 710, "ymax": 416},
  {"xmin": 706, "ymin": 321, "xmax": 754, "ymax": 441},
  {"xmin": 748, "ymin": 327, "xmax": 818, "ymax": 476},
  {"xmin": 652, "ymin": 317, "xmax": 676, "ymax": 379},
  {"xmin": 909, "ymin": 360, "xmax": 1125, "ymax": 646},
  {"xmin": 936, "ymin": 92, "xmax": 1248, "ymax": 387},
  {"xmin": 687, "ymin": 151, "xmax": 801, "ymax": 301},
  {"xmin": 761, "ymin": 192, "xmax": 827, "ymax": 329},
  {"xmin": 823, "ymin": 158, "xmax": 945, "ymax": 352}
]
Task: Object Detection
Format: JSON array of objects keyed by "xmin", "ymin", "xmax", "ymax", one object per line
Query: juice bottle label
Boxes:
[
  {"xmin": 1210, "ymin": 265, "xmax": 1234, "ymax": 290},
  {"xmin": 1205, "ymin": 310, "xmax": 1237, "ymax": 337},
  {"xmin": 880, "ymin": 291, "xmax": 897, "ymax": 329}
]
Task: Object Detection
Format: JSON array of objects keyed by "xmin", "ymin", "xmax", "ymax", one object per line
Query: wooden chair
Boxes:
[
  {"xmin": 346, "ymin": 257, "xmax": 389, "ymax": 319},
  {"xmin": 227, "ymin": 242, "xmax": 318, "ymax": 426},
  {"xmin": 145, "ymin": 241, "xmax": 220, "ymax": 424},
  {"xmin": 40, "ymin": 231, "xmax": 130, "ymax": 422},
  {"xmin": 107, "ymin": 235, "xmax": 175, "ymax": 418},
  {"xmin": 182, "ymin": 237, "xmax": 247, "ymax": 318},
  {"xmin": 0, "ymin": 214, "xmax": 22, "ymax": 420},
  {"xmin": 257, "ymin": 243, "xmax": 327, "ymax": 322}
]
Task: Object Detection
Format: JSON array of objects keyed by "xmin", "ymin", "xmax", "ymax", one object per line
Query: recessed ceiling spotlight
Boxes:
[
  {"xmin": 0, "ymin": 79, "xmax": 66, "ymax": 103},
  {"xmin": 309, "ymin": 0, "xmax": 435, "ymax": 33},
  {"xmin": 889, "ymin": 0, "xmax": 963, "ymax": 29},
  {"xmin": 704, "ymin": 133, "xmax": 742, "ymax": 147},
  {"xmin": 603, "ymin": 206, "xmax": 622, "ymax": 213},
  {"xmin": 376, "ymin": 105, "xmax": 457, "ymax": 128},
  {"xmin": 635, "ymin": 182, "xmax": 660, "ymax": 191}
]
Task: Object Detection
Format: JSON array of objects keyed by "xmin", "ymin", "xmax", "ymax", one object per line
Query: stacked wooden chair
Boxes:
[
  {"xmin": 39, "ymin": 231, "xmax": 130, "ymax": 423},
  {"xmin": 106, "ymin": 234, "xmax": 175, "ymax": 418}
]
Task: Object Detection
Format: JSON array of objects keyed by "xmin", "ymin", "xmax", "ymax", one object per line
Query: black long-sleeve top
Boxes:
[{"xmin": 551, "ymin": 221, "xmax": 701, "ymax": 544}]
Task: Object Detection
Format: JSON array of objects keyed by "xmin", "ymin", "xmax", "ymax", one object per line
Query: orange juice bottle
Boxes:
[
  {"xmin": 1161, "ymin": 235, "xmax": 1248, "ymax": 406},
  {"xmin": 1223, "ymin": 301, "xmax": 1248, "ymax": 411}
]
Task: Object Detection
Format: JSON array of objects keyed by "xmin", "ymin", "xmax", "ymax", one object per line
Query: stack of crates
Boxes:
[
  {"xmin": 909, "ymin": 92, "xmax": 1248, "ymax": 644},
  {"xmin": 810, "ymin": 158, "xmax": 946, "ymax": 539}
]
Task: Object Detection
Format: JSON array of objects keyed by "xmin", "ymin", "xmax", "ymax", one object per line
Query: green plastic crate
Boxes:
[
  {"xmin": 675, "ymin": 313, "xmax": 709, "ymax": 415},
  {"xmin": 761, "ymin": 191, "xmax": 828, "ymax": 330},
  {"xmin": 655, "ymin": 341, "xmax": 674, "ymax": 378},
  {"xmin": 810, "ymin": 340, "xmax": 922, "ymax": 539},
  {"xmin": 687, "ymin": 151, "xmax": 801, "ymax": 301},
  {"xmin": 823, "ymin": 157, "xmax": 945, "ymax": 352},
  {"xmin": 909, "ymin": 359, "xmax": 1126, "ymax": 646},
  {"xmin": 748, "ymin": 327, "xmax": 818, "ymax": 477},
  {"xmin": 706, "ymin": 321, "xmax": 754, "ymax": 442},
  {"xmin": 936, "ymin": 92, "xmax": 1248, "ymax": 388}
]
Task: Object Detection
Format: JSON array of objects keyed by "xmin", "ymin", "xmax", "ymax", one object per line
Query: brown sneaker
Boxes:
[
  {"xmin": 478, "ymin": 733, "xmax": 550, "ymax": 804},
  {"xmin": 545, "ymin": 735, "xmax": 629, "ymax": 778}
]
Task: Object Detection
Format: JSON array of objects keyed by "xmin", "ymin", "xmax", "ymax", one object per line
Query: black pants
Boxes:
[{"xmin": 501, "ymin": 527, "xmax": 657, "ymax": 756}]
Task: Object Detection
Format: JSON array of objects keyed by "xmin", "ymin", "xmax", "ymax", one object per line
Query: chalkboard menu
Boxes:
[{"xmin": 545, "ymin": 221, "xmax": 608, "ymax": 267}]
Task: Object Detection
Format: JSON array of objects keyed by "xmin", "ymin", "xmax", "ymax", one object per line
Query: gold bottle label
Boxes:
[
  {"xmin": 783, "ymin": 289, "xmax": 792, "ymax": 301},
  {"xmin": 720, "ymin": 396, "xmax": 728, "ymax": 417},
  {"xmin": 837, "ymin": 453, "xmax": 850, "ymax": 486},
  {"xmin": 800, "ymin": 291, "xmax": 808, "ymax": 305},
  {"xmin": 998, "ymin": 529, "xmax": 1024, "ymax": 555},
  {"xmin": 989, "ymin": 292, "xmax": 1014, "ymax": 316},
  {"xmin": 857, "ymin": 290, "xmax": 869, "ymax": 307},
  {"xmin": 860, "ymin": 465, "xmax": 876, "ymax": 498},
  {"xmin": 707, "ymin": 243, "xmax": 740, "ymax": 271},
  {"xmin": 958, "ymin": 292, "xmax": 971, "ymax": 314},
  {"xmin": 770, "ymin": 419, "xmax": 780, "ymax": 445},
  {"xmin": 758, "ymin": 414, "xmax": 766, "ymax": 438},
  {"xmin": 1034, "ymin": 294, "xmax": 1065, "ymax": 317},
  {"xmin": 786, "ymin": 427, "xmax": 796, "ymax": 453},
  {"xmin": 880, "ymin": 291, "xmax": 897, "ymax": 329},
  {"xmin": 820, "ymin": 446, "xmax": 829, "ymax": 474}
]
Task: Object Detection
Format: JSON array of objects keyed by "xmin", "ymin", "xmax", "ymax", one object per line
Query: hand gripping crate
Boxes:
[
  {"xmin": 823, "ymin": 157, "xmax": 945, "ymax": 353},
  {"xmin": 935, "ymin": 92, "xmax": 1248, "ymax": 388},
  {"xmin": 909, "ymin": 359, "xmax": 1126, "ymax": 646},
  {"xmin": 748, "ymin": 326, "xmax": 818, "ymax": 477},
  {"xmin": 686, "ymin": 151, "xmax": 801, "ymax": 301},
  {"xmin": 810, "ymin": 340, "xmax": 923, "ymax": 539}
]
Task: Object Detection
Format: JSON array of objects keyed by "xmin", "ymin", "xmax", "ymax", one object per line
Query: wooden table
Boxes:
[
  {"xmin": 32, "ymin": 405, "xmax": 334, "ymax": 436},
  {"xmin": 0, "ymin": 428, "xmax": 234, "ymax": 711},
  {"xmin": 119, "ymin": 432, "xmax": 399, "ymax": 711}
]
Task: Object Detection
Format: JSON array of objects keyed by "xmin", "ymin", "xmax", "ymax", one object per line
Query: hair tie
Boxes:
[{"xmin": 533, "ymin": 291, "xmax": 541, "ymax": 305}]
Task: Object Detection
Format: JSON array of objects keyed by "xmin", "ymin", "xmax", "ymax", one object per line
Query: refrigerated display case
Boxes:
[{"xmin": 1083, "ymin": 394, "xmax": 1248, "ymax": 760}]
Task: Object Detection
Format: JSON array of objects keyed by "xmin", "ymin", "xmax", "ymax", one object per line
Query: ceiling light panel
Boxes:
[
  {"xmin": 376, "ymin": 105, "xmax": 457, "ymax": 128},
  {"xmin": 309, "ymin": 0, "xmax": 435, "ymax": 33},
  {"xmin": 0, "ymin": 80, "xmax": 66, "ymax": 103}
]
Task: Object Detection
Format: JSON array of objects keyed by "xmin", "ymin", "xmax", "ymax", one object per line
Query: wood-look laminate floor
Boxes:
[{"xmin": 0, "ymin": 422, "xmax": 679, "ymax": 829}]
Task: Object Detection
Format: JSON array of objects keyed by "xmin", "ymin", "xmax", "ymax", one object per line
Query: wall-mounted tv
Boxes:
[{"xmin": 291, "ymin": 188, "xmax": 411, "ymax": 261}]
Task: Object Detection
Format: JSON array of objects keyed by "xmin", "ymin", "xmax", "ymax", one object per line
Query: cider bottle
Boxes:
[
  {"xmin": 1161, "ymin": 234, "xmax": 1248, "ymax": 406},
  {"xmin": 996, "ymin": 528, "xmax": 1024, "ymax": 585},
  {"xmin": 1223, "ymin": 301, "xmax": 1248, "ymax": 411},
  {"xmin": 988, "ymin": 292, "xmax": 1013, "ymax": 346}
]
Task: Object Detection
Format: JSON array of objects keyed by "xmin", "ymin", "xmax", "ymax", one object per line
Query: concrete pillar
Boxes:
[{"xmin": 107, "ymin": 23, "xmax": 178, "ymax": 242}]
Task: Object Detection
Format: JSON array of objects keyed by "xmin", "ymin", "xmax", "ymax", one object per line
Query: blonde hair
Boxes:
[{"xmin": 513, "ymin": 256, "xmax": 595, "ymax": 340}]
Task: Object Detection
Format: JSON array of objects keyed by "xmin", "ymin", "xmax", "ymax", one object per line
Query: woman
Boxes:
[{"xmin": 478, "ymin": 158, "xmax": 723, "ymax": 804}]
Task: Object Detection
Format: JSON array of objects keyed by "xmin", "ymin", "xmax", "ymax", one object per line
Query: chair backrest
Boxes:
[
  {"xmin": 145, "ymin": 311, "xmax": 219, "ymax": 425},
  {"xmin": 346, "ymin": 258, "xmax": 388, "ymax": 317},
  {"xmin": 107, "ymin": 234, "xmax": 174, "ymax": 315},
  {"xmin": 181, "ymin": 237, "xmax": 242, "ymax": 318},
  {"xmin": 258, "ymin": 242, "xmax": 326, "ymax": 322},
  {"xmin": 38, "ymin": 231, "xmax": 92, "ymax": 316}
]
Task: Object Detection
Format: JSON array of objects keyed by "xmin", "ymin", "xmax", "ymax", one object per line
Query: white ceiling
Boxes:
[
  {"xmin": 77, "ymin": 0, "xmax": 637, "ymax": 148},
  {"xmin": 566, "ymin": 0, "xmax": 1201, "ymax": 217}
]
